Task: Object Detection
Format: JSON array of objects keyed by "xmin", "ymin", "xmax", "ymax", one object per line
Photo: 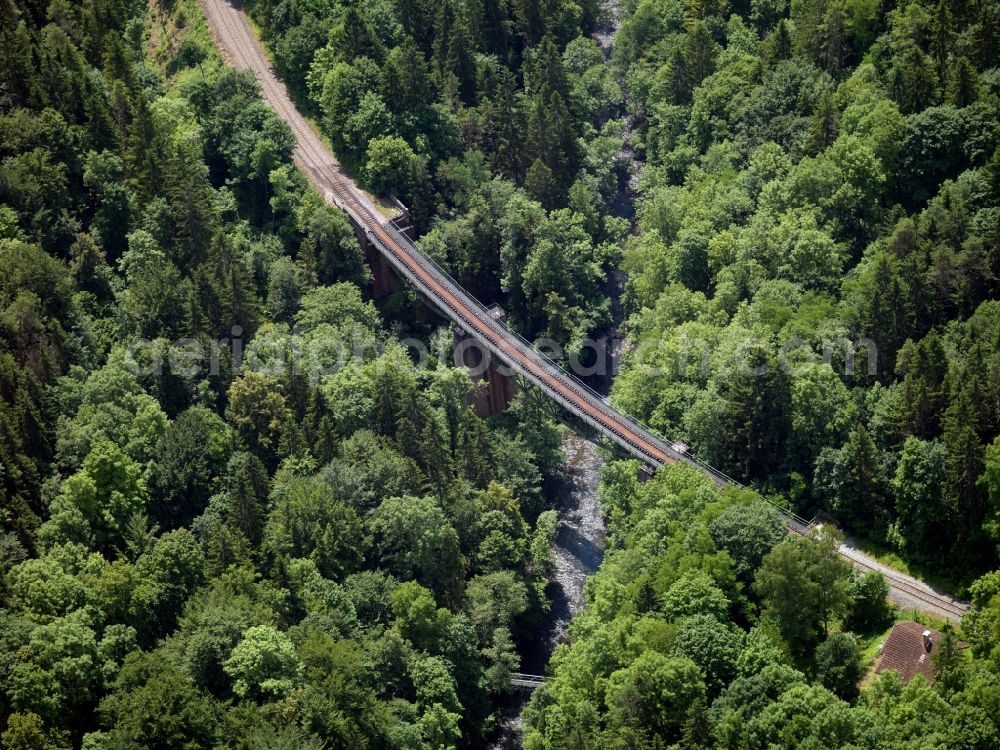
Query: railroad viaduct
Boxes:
[{"xmin": 198, "ymin": 0, "xmax": 970, "ymax": 624}]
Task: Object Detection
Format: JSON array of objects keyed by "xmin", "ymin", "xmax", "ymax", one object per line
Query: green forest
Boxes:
[
  {"xmin": 1, "ymin": 0, "xmax": 1000, "ymax": 746},
  {"xmin": 608, "ymin": 0, "xmax": 1000, "ymax": 576}
]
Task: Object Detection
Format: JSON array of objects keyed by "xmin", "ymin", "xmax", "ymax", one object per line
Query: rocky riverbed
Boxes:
[
  {"xmin": 488, "ymin": 434, "xmax": 607, "ymax": 748},
  {"xmin": 534, "ymin": 435, "xmax": 607, "ymax": 659}
]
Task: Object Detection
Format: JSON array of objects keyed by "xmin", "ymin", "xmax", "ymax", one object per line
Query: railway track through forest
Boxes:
[{"xmin": 198, "ymin": 0, "xmax": 970, "ymax": 625}]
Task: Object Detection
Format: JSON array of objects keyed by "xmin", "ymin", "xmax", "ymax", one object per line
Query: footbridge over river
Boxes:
[
  {"xmin": 510, "ymin": 673, "xmax": 548, "ymax": 690},
  {"xmin": 199, "ymin": 0, "xmax": 970, "ymax": 624}
]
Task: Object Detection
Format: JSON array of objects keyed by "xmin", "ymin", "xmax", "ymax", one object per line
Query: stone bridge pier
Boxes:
[
  {"xmin": 363, "ymin": 242, "xmax": 399, "ymax": 298},
  {"xmin": 453, "ymin": 305, "xmax": 517, "ymax": 418}
]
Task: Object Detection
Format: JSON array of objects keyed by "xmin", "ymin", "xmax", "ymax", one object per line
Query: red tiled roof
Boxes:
[{"xmin": 875, "ymin": 621, "xmax": 967, "ymax": 684}]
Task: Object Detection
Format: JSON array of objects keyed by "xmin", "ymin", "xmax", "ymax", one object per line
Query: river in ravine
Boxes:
[
  {"xmin": 487, "ymin": 434, "xmax": 608, "ymax": 749},
  {"xmin": 487, "ymin": 0, "xmax": 641, "ymax": 743}
]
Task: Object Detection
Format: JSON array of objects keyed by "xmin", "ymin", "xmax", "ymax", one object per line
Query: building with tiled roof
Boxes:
[{"xmin": 875, "ymin": 621, "xmax": 967, "ymax": 684}]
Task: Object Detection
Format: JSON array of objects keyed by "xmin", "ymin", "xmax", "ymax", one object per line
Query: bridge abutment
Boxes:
[{"xmin": 348, "ymin": 196, "xmax": 414, "ymax": 298}]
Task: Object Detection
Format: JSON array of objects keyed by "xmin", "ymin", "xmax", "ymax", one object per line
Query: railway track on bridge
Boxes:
[
  {"xmin": 200, "ymin": 0, "xmax": 693, "ymax": 472},
  {"xmin": 198, "ymin": 0, "xmax": 970, "ymax": 623}
]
